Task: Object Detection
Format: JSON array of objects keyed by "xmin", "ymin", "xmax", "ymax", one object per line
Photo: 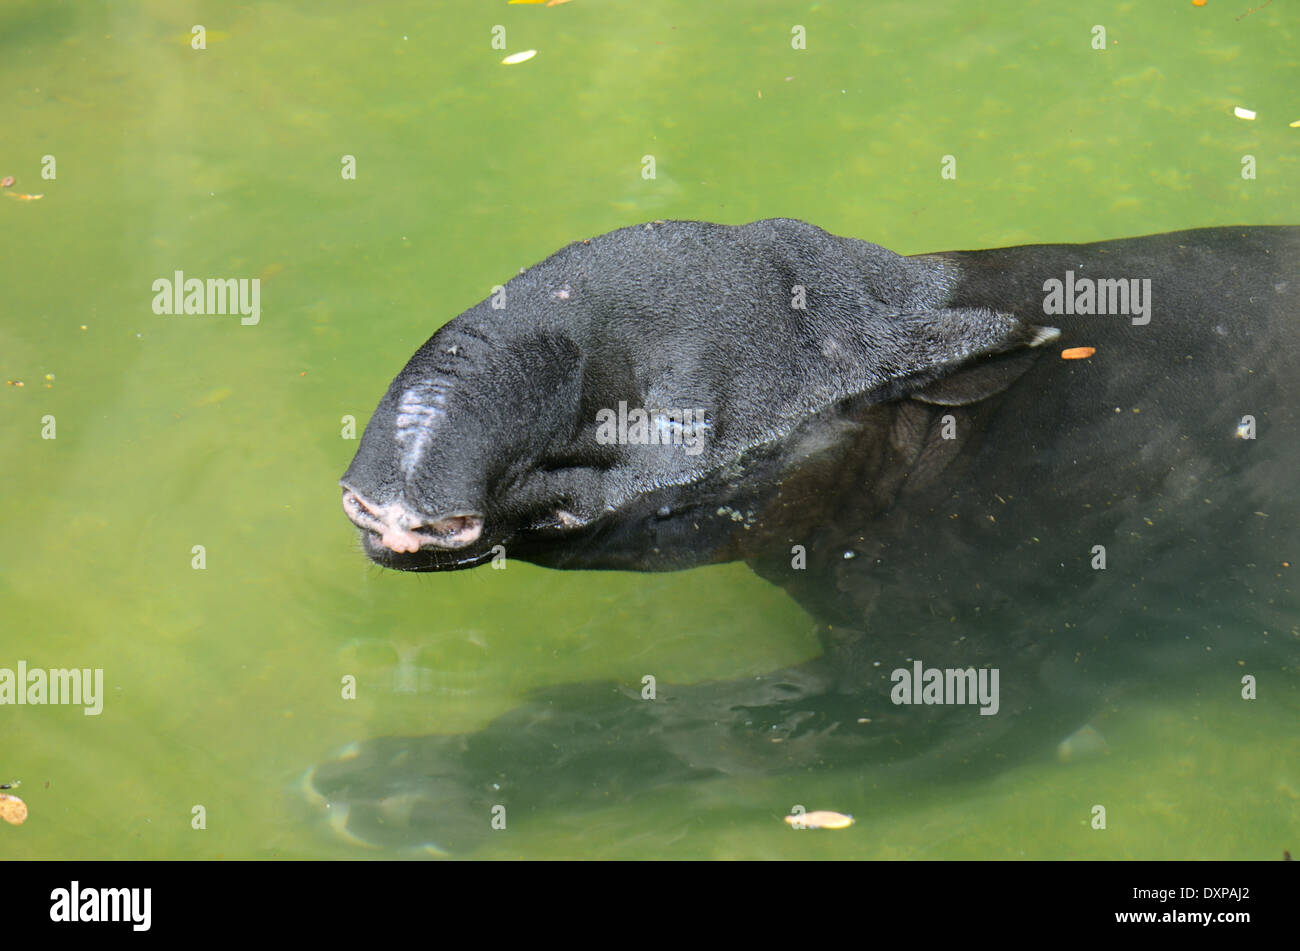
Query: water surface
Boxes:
[{"xmin": 1, "ymin": 0, "xmax": 1295, "ymax": 858}]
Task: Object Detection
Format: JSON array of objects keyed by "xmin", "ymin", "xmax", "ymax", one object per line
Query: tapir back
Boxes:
[{"xmin": 794, "ymin": 227, "xmax": 1300, "ymax": 698}]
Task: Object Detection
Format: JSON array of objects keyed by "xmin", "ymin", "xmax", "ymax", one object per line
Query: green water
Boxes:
[{"xmin": 1, "ymin": 0, "xmax": 1295, "ymax": 859}]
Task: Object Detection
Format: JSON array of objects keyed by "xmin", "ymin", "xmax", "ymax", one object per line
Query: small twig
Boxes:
[{"xmin": 1235, "ymin": 0, "xmax": 1274, "ymax": 21}]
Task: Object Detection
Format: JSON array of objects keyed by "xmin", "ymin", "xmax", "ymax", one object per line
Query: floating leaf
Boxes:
[
  {"xmin": 785, "ymin": 810, "xmax": 854, "ymax": 830},
  {"xmin": 0, "ymin": 794, "xmax": 27, "ymax": 825}
]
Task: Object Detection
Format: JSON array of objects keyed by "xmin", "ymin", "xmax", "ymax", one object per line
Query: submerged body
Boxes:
[{"xmin": 323, "ymin": 221, "xmax": 1298, "ymax": 851}]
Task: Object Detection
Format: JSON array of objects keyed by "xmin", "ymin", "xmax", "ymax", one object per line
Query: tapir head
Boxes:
[
  {"xmin": 340, "ymin": 300, "xmax": 597, "ymax": 570},
  {"xmin": 340, "ymin": 219, "xmax": 1057, "ymax": 573}
]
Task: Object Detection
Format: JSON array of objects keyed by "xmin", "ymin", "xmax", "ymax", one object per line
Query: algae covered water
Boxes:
[{"xmin": 0, "ymin": 0, "xmax": 1296, "ymax": 859}]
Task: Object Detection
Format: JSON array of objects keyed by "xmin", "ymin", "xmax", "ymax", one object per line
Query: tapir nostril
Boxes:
[
  {"xmin": 341, "ymin": 488, "xmax": 377, "ymax": 524},
  {"xmin": 421, "ymin": 515, "xmax": 484, "ymax": 547}
]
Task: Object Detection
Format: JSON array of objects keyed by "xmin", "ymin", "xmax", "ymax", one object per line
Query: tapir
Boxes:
[{"xmin": 318, "ymin": 219, "xmax": 1298, "ymax": 852}]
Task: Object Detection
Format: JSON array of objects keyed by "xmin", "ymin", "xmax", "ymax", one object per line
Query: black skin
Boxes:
[{"xmin": 319, "ymin": 220, "xmax": 1299, "ymax": 853}]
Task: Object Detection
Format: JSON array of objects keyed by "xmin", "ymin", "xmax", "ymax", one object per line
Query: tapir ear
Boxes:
[{"xmin": 891, "ymin": 307, "xmax": 1059, "ymax": 407}]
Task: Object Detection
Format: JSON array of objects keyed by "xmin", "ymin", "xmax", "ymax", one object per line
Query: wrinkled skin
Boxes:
[{"xmin": 316, "ymin": 220, "xmax": 1299, "ymax": 852}]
